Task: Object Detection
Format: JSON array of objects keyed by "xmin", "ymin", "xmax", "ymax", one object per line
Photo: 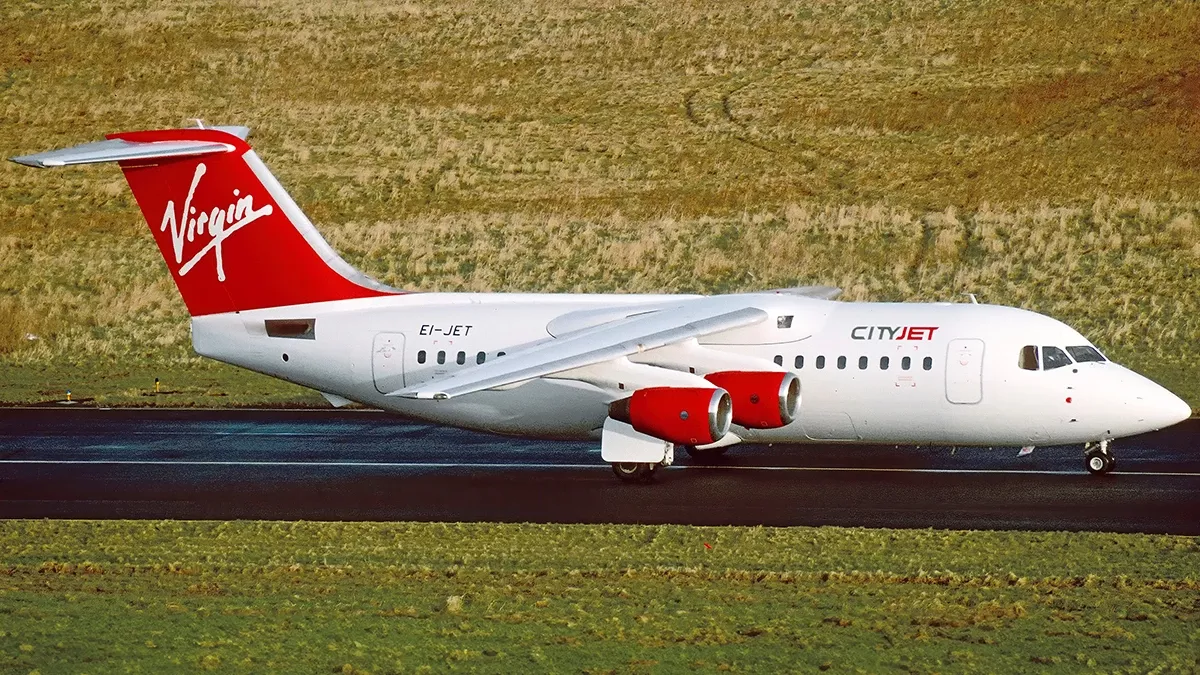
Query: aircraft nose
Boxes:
[
  {"xmin": 1127, "ymin": 375, "xmax": 1192, "ymax": 431},
  {"xmin": 1097, "ymin": 365, "xmax": 1193, "ymax": 438},
  {"xmin": 1158, "ymin": 389, "xmax": 1193, "ymax": 429}
]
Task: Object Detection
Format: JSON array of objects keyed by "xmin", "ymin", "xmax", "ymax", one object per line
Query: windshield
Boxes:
[
  {"xmin": 1018, "ymin": 345, "xmax": 1039, "ymax": 370},
  {"xmin": 1042, "ymin": 346, "xmax": 1073, "ymax": 370},
  {"xmin": 1066, "ymin": 345, "xmax": 1106, "ymax": 363}
]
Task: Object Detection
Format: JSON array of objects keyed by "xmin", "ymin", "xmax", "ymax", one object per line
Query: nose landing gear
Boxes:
[{"xmin": 1085, "ymin": 440, "xmax": 1115, "ymax": 475}]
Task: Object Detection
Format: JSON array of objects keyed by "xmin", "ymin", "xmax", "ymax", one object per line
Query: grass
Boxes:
[
  {"xmin": 0, "ymin": 359, "xmax": 321, "ymax": 408},
  {"xmin": 2, "ymin": 11, "xmax": 1194, "ymax": 672},
  {"xmin": 1, "ymin": 521, "xmax": 1198, "ymax": 673},
  {"xmin": 0, "ymin": 0, "xmax": 1198, "ymax": 407}
]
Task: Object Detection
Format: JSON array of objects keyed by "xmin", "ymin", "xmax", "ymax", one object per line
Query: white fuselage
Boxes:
[
  {"xmin": 192, "ymin": 292, "xmax": 1189, "ymax": 446},
  {"xmin": 17, "ymin": 126, "xmax": 1188, "ymax": 459}
]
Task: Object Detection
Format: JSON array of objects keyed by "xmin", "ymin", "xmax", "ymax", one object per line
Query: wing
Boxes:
[
  {"xmin": 771, "ymin": 285, "xmax": 841, "ymax": 300},
  {"xmin": 389, "ymin": 299, "xmax": 769, "ymax": 400}
]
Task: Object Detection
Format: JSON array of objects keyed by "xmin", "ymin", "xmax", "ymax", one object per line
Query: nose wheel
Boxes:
[{"xmin": 1085, "ymin": 441, "xmax": 1115, "ymax": 475}]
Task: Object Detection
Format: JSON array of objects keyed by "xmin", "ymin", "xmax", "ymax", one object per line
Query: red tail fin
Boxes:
[{"xmin": 108, "ymin": 128, "xmax": 396, "ymax": 316}]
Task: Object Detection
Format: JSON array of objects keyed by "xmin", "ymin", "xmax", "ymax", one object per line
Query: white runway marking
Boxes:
[
  {"xmin": 129, "ymin": 431, "xmax": 355, "ymax": 437},
  {"xmin": 0, "ymin": 431, "xmax": 364, "ymax": 438},
  {"xmin": 686, "ymin": 465, "xmax": 1200, "ymax": 477},
  {"xmin": 0, "ymin": 460, "xmax": 600, "ymax": 469},
  {"xmin": 0, "ymin": 459, "xmax": 1197, "ymax": 477}
]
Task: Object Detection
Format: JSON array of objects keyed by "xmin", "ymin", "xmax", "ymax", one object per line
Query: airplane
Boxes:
[{"xmin": 11, "ymin": 125, "xmax": 1192, "ymax": 482}]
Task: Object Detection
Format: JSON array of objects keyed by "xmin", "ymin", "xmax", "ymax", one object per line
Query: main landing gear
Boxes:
[
  {"xmin": 1085, "ymin": 439, "xmax": 1115, "ymax": 475},
  {"xmin": 611, "ymin": 462, "xmax": 659, "ymax": 483},
  {"xmin": 683, "ymin": 445, "xmax": 729, "ymax": 462},
  {"xmin": 612, "ymin": 444, "xmax": 733, "ymax": 482}
]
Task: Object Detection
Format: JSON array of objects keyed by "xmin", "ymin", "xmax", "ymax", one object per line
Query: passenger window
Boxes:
[
  {"xmin": 777, "ymin": 315, "xmax": 793, "ymax": 329},
  {"xmin": 880, "ymin": 356, "xmax": 890, "ymax": 370},
  {"xmin": 837, "ymin": 356, "xmax": 847, "ymax": 370},
  {"xmin": 437, "ymin": 351, "xmax": 446, "ymax": 365},
  {"xmin": 794, "ymin": 355, "xmax": 804, "ymax": 369},
  {"xmin": 477, "ymin": 351, "xmax": 486, "ymax": 365},
  {"xmin": 774, "ymin": 355, "xmax": 783, "ymax": 366},
  {"xmin": 417, "ymin": 350, "xmax": 426, "ymax": 364},
  {"xmin": 1018, "ymin": 345, "xmax": 1039, "ymax": 371},
  {"xmin": 497, "ymin": 351, "xmax": 506, "ymax": 357},
  {"xmin": 816, "ymin": 356, "xmax": 826, "ymax": 369},
  {"xmin": 901, "ymin": 356, "xmax": 911, "ymax": 370},
  {"xmin": 1042, "ymin": 346, "xmax": 1072, "ymax": 370},
  {"xmin": 922, "ymin": 356, "xmax": 932, "ymax": 371},
  {"xmin": 858, "ymin": 356, "xmax": 868, "ymax": 370},
  {"xmin": 1066, "ymin": 345, "xmax": 1106, "ymax": 363},
  {"xmin": 456, "ymin": 351, "xmax": 466, "ymax": 365}
]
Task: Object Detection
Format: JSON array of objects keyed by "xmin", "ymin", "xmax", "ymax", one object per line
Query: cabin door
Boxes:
[
  {"xmin": 945, "ymin": 338, "xmax": 984, "ymax": 404},
  {"xmin": 372, "ymin": 333, "xmax": 406, "ymax": 394}
]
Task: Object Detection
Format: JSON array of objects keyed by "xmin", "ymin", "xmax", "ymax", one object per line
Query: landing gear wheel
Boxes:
[
  {"xmin": 683, "ymin": 445, "xmax": 728, "ymax": 461},
  {"xmin": 1085, "ymin": 448, "xmax": 1114, "ymax": 475},
  {"xmin": 611, "ymin": 462, "xmax": 658, "ymax": 483}
]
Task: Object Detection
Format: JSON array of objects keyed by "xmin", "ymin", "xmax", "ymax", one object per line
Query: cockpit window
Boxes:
[
  {"xmin": 1042, "ymin": 346, "xmax": 1072, "ymax": 370},
  {"xmin": 1066, "ymin": 345, "xmax": 1106, "ymax": 363},
  {"xmin": 1018, "ymin": 345, "xmax": 1039, "ymax": 371}
]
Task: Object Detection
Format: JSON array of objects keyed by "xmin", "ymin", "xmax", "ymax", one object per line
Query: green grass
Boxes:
[
  {"xmin": 1, "ymin": 521, "xmax": 1198, "ymax": 673},
  {"xmin": 0, "ymin": 0, "xmax": 1198, "ymax": 407},
  {"xmin": 0, "ymin": 359, "xmax": 322, "ymax": 408}
]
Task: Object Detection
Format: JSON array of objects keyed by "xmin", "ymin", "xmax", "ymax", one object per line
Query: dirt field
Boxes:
[{"xmin": 1, "ymin": 0, "xmax": 1197, "ymax": 406}]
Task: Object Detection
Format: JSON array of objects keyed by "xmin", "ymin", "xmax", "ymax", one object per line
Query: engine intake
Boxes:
[
  {"xmin": 608, "ymin": 387, "xmax": 732, "ymax": 446},
  {"xmin": 704, "ymin": 371, "xmax": 800, "ymax": 429}
]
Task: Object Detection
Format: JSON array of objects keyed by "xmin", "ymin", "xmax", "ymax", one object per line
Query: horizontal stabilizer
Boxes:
[{"xmin": 9, "ymin": 126, "xmax": 250, "ymax": 168}]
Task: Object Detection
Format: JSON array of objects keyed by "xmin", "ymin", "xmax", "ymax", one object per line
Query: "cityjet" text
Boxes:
[{"xmin": 850, "ymin": 326, "xmax": 939, "ymax": 341}]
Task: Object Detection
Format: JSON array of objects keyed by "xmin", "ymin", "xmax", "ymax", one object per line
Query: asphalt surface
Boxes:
[{"xmin": 1, "ymin": 408, "xmax": 1197, "ymax": 533}]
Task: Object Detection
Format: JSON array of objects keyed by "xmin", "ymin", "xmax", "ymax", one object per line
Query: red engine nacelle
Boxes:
[
  {"xmin": 608, "ymin": 387, "xmax": 732, "ymax": 445},
  {"xmin": 704, "ymin": 371, "xmax": 800, "ymax": 429}
]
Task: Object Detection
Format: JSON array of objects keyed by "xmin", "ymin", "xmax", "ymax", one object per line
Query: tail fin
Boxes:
[{"xmin": 11, "ymin": 126, "xmax": 398, "ymax": 316}]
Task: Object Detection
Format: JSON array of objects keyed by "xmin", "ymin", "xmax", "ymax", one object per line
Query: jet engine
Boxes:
[
  {"xmin": 704, "ymin": 371, "xmax": 800, "ymax": 429},
  {"xmin": 608, "ymin": 387, "xmax": 732, "ymax": 445}
]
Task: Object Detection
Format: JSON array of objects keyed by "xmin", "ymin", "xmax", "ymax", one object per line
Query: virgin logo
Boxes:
[{"xmin": 159, "ymin": 163, "xmax": 273, "ymax": 282}]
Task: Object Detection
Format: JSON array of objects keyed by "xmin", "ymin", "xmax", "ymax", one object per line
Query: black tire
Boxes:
[
  {"xmin": 683, "ymin": 445, "xmax": 729, "ymax": 461},
  {"xmin": 1085, "ymin": 448, "xmax": 1114, "ymax": 475},
  {"xmin": 611, "ymin": 462, "xmax": 657, "ymax": 483}
]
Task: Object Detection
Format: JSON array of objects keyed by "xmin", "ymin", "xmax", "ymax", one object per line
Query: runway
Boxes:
[{"xmin": 1, "ymin": 408, "xmax": 1197, "ymax": 533}]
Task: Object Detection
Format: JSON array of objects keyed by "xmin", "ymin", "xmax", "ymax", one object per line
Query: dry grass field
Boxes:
[{"xmin": 0, "ymin": 0, "xmax": 1197, "ymax": 406}]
